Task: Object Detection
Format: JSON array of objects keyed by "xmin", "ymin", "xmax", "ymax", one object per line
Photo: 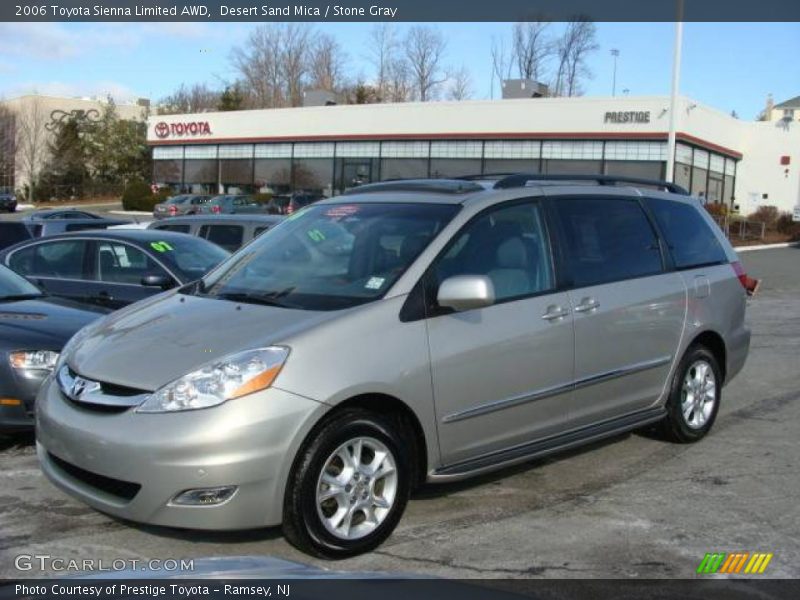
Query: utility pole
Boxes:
[
  {"xmin": 666, "ymin": 1, "xmax": 685, "ymax": 183},
  {"xmin": 611, "ymin": 49, "xmax": 620, "ymax": 97}
]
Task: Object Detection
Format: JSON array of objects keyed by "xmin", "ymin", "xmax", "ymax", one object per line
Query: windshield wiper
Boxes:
[
  {"xmin": 0, "ymin": 293, "xmax": 45, "ymax": 302},
  {"xmin": 215, "ymin": 292, "xmax": 294, "ymax": 308}
]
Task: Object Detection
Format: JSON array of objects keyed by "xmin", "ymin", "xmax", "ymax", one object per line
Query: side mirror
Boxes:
[
  {"xmin": 437, "ymin": 275, "xmax": 495, "ymax": 312},
  {"xmin": 141, "ymin": 274, "xmax": 174, "ymax": 290}
]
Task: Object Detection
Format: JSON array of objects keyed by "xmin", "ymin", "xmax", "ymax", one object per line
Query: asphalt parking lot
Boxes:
[{"xmin": 0, "ymin": 246, "xmax": 798, "ymax": 579}]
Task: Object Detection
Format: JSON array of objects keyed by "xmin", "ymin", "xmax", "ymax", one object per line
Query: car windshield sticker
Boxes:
[
  {"xmin": 365, "ymin": 277, "xmax": 385, "ymax": 290},
  {"xmin": 325, "ymin": 205, "xmax": 360, "ymax": 219},
  {"xmin": 150, "ymin": 241, "xmax": 174, "ymax": 252},
  {"xmin": 307, "ymin": 228, "xmax": 326, "ymax": 242}
]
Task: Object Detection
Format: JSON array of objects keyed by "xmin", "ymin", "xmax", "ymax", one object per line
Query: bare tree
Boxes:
[
  {"xmin": 367, "ymin": 24, "xmax": 399, "ymax": 101},
  {"xmin": 157, "ymin": 83, "xmax": 220, "ymax": 115},
  {"xmin": 447, "ymin": 66, "xmax": 473, "ymax": 101},
  {"xmin": 490, "ymin": 36, "xmax": 513, "ymax": 98},
  {"xmin": 404, "ymin": 26, "xmax": 447, "ymax": 101},
  {"xmin": 282, "ymin": 23, "xmax": 311, "ymax": 107},
  {"xmin": 309, "ymin": 33, "xmax": 348, "ymax": 92},
  {"xmin": 386, "ymin": 58, "xmax": 412, "ymax": 102},
  {"xmin": 14, "ymin": 97, "xmax": 48, "ymax": 201},
  {"xmin": 512, "ymin": 21, "xmax": 552, "ymax": 81},
  {"xmin": 553, "ymin": 19, "xmax": 598, "ymax": 97}
]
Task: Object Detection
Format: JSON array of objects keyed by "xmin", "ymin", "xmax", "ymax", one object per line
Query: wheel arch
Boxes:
[{"xmin": 688, "ymin": 330, "xmax": 727, "ymax": 382}]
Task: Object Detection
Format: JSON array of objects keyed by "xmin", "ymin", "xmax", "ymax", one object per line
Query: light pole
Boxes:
[
  {"xmin": 611, "ymin": 48, "xmax": 620, "ymax": 96},
  {"xmin": 666, "ymin": 1, "xmax": 685, "ymax": 183}
]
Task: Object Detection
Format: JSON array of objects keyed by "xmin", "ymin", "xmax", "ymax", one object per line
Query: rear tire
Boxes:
[
  {"xmin": 659, "ymin": 345, "xmax": 721, "ymax": 443},
  {"xmin": 283, "ymin": 408, "xmax": 410, "ymax": 558}
]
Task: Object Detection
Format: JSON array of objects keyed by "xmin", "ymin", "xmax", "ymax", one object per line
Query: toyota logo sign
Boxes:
[
  {"xmin": 154, "ymin": 121, "xmax": 170, "ymax": 138},
  {"xmin": 154, "ymin": 120, "xmax": 212, "ymax": 139}
]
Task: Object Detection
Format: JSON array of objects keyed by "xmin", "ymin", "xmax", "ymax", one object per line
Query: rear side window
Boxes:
[
  {"xmin": 552, "ymin": 197, "xmax": 662, "ymax": 288},
  {"xmin": 9, "ymin": 240, "xmax": 88, "ymax": 279},
  {"xmin": 646, "ymin": 198, "xmax": 728, "ymax": 269},
  {"xmin": 199, "ymin": 225, "xmax": 244, "ymax": 252}
]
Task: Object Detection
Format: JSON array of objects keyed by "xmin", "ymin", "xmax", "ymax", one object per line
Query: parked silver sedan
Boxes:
[
  {"xmin": 36, "ymin": 175, "xmax": 750, "ymax": 558},
  {"xmin": 152, "ymin": 194, "xmax": 211, "ymax": 219}
]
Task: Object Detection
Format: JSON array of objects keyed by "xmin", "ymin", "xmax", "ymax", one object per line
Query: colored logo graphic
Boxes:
[
  {"xmin": 697, "ymin": 552, "xmax": 773, "ymax": 574},
  {"xmin": 154, "ymin": 121, "xmax": 170, "ymax": 138}
]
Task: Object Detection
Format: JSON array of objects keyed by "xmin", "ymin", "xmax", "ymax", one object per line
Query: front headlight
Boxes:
[
  {"xmin": 136, "ymin": 347, "xmax": 290, "ymax": 413},
  {"xmin": 9, "ymin": 350, "xmax": 59, "ymax": 372}
]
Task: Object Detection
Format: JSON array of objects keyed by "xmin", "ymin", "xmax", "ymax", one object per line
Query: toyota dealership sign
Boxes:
[{"xmin": 154, "ymin": 120, "xmax": 212, "ymax": 139}]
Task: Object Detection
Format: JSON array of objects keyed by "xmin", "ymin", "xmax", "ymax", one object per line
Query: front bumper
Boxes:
[
  {"xmin": 0, "ymin": 368, "xmax": 48, "ymax": 432},
  {"xmin": 36, "ymin": 380, "xmax": 328, "ymax": 529}
]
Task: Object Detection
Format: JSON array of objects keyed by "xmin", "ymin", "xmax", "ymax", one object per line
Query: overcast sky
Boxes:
[{"xmin": 0, "ymin": 21, "xmax": 797, "ymax": 119}]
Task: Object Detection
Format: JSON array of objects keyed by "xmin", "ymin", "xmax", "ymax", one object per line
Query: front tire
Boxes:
[
  {"xmin": 659, "ymin": 345, "xmax": 722, "ymax": 443},
  {"xmin": 283, "ymin": 409, "xmax": 410, "ymax": 558}
]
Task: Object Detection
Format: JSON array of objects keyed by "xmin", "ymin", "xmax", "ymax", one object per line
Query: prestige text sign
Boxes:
[{"xmin": 604, "ymin": 111, "xmax": 651, "ymax": 124}]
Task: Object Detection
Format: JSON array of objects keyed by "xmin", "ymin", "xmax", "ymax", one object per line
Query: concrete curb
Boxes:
[{"xmin": 735, "ymin": 242, "xmax": 800, "ymax": 252}]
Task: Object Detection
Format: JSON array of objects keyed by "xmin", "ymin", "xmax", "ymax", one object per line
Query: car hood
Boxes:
[
  {"xmin": 69, "ymin": 291, "xmax": 345, "ymax": 391},
  {"xmin": 0, "ymin": 297, "xmax": 107, "ymax": 349}
]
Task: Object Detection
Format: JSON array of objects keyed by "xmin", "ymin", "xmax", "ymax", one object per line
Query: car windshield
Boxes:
[
  {"xmin": 195, "ymin": 202, "xmax": 459, "ymax": 311},
  {"xmin": 0, "ymin": 264, "xmax": 42, "ymax": 300},
  {"xmin": 146, "ymin": 236, "xmax": 231, "ymax": 281}
]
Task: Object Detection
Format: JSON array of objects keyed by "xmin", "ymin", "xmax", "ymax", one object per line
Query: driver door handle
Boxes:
[
  {"xmin": 574, "ymin": 297, "xmax": 600, "ymax": 313},
  {"xmin": 542, "ymin": 305, "xmax": 570, "ymax": 321}
]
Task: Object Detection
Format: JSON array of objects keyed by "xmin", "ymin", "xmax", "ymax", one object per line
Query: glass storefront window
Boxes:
[
  {"xmin": 482, "ymin": 159, "xmax": 539, "ymax": 175},
  {"xmin": 220, "ymin": 159, "xmax": 254, "ymax": 190},
  {"xmin": 429, "ymin": 159, "xmax": 482, "ymax": 178},
  {"xmin": 674, "ymin": 163, "xmax": 691, "ymax": 191},
  {"xmin": 543, "ymin": 160, "xmax": 602, "ymax": 174},
  {"xmin": 254, "ymin": 158, "xmax": 292, "ymax": 195},
  {"xmin": 153, "ymin": 160, "xmax": 183, "ymax": 187},
  {"xmin": 183, "ymin": 160, "xmax": 218, "ymax": 194},
  {"xmin": 691, "ymin": 167, "xmax": 707, "ymax": 200},
  {"xmin": 380, "ymin": 158, "xmax": 428, "ymax": 180},
  {"xmin": 604, "ymin": 161, "xmax": 664, "ymax": 180},
  {"xmin": 292, "ymin": 158, "xmax": 334, "ymax": 197},
  {"xmin": 334, "ymin": 158, "xmax": 379, "ymax": 194}
]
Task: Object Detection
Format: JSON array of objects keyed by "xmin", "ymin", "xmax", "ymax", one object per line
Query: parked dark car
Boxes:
[
  {"xmin": 148, "ymin": 214, "xmax": 284, "ymax": 252},
  {"xmin": 0, "ymin": 264, "xmax": 107, "ymax": 431},
  {"xmin": 0, "ymin": 218, "xmax": 132, "ymax": 251},
  {"xmin": 200, "ymin": 194, "xmax": 268, "ymax": 215},
  {"xmin": 267, "ymin": 192, "xmax": 325, "ymax": 215},
  {"xmin": 152, "ymin": 194, "xmax": 211, "ymax": 220},
  {"xmin": 0, "ymin": 193, "xmax": 16, "ymax": 213},
  {"xmin": 23, "ymin": 208, "xmax": 105, "ymax": 221},
  {"xmin": 0, "ymin": 230, "xmax": 230, "ymax": 309}
]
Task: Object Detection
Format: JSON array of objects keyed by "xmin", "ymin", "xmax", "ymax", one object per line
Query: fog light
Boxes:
[{"xmin": 171, "ymin": 486, "xmax": 237, "ymax": 506}]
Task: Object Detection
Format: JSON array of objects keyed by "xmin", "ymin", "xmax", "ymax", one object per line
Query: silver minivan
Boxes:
[{"xmin": 36, "ymin": 176, "xmax": 750, "ymax": 558}]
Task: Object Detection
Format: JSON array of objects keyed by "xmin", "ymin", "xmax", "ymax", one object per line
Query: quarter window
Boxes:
[
  {"xmin": 432, "ymin": 202, "xmax": 554, "ymax": 302},
  {"xmin": 645, "ymin": 198, "xmax": 728, "ymax": 269},
  {"xmin": 8, "ymin": 240, "xmax": 88, "ymax": 279},
  {"xmin": 552, "ymin": 197, "xmax": 662, "ymax": 287}
]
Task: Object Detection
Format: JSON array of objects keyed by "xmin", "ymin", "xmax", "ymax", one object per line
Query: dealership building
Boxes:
[{"xmin": 147, "ymin": 94, "xmax": 800, "ymax": 214}]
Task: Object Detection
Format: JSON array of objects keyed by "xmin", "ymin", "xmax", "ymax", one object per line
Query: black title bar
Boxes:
[{"xmin": 5, "ymin": 0, "xmax": 800, "ymax": 22}]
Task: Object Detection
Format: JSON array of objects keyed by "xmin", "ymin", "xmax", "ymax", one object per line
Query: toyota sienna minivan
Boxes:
[{"xmin": 36, "ymin": 175, "xmax": 750, "ymax": 558}]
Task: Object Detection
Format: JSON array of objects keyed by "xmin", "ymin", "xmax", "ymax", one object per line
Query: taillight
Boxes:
[
  {"xmin": 212, "ymin": 205, "xmax": 221, "ymax": 214},
  {"xmin": 731, "ymin": 261, "xmax": 748, "ymax": 290},
  {"xmin": 169, "ymin": 205, "xmax": 177, "ymax": 215},
  {"xmin": 286, "ymin": 204, "xmax": 294, "ymax": 215}
]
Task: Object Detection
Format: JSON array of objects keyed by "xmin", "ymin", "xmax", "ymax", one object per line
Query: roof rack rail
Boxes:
[
  {"xmin": 343, "ymin": 179, "xmax": 485, "ymax": 196},
  {"xmin": 492, "ymin": 173, "xmax": 690, "ymax": 195}
]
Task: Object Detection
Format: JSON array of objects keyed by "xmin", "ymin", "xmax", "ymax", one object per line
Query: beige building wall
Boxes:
[{"xmin": 2, "ymin": 94, "xmax": 148, "ymax": 193}]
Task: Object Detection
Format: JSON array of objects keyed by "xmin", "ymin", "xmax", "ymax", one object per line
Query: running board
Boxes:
[{"xmin": 430, "ymin": 407, "xmax": 666, "ymax": 481}]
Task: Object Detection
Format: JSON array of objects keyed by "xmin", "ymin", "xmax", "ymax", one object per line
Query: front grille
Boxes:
[{"xmin": 48, "ymin": 452, "xmax": 141, "ymax": 501}]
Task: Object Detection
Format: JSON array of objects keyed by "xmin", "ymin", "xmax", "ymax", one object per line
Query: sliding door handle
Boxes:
[{"xmin": 574, "ymin": 297, "xmax": 600, "ymax": 313}]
